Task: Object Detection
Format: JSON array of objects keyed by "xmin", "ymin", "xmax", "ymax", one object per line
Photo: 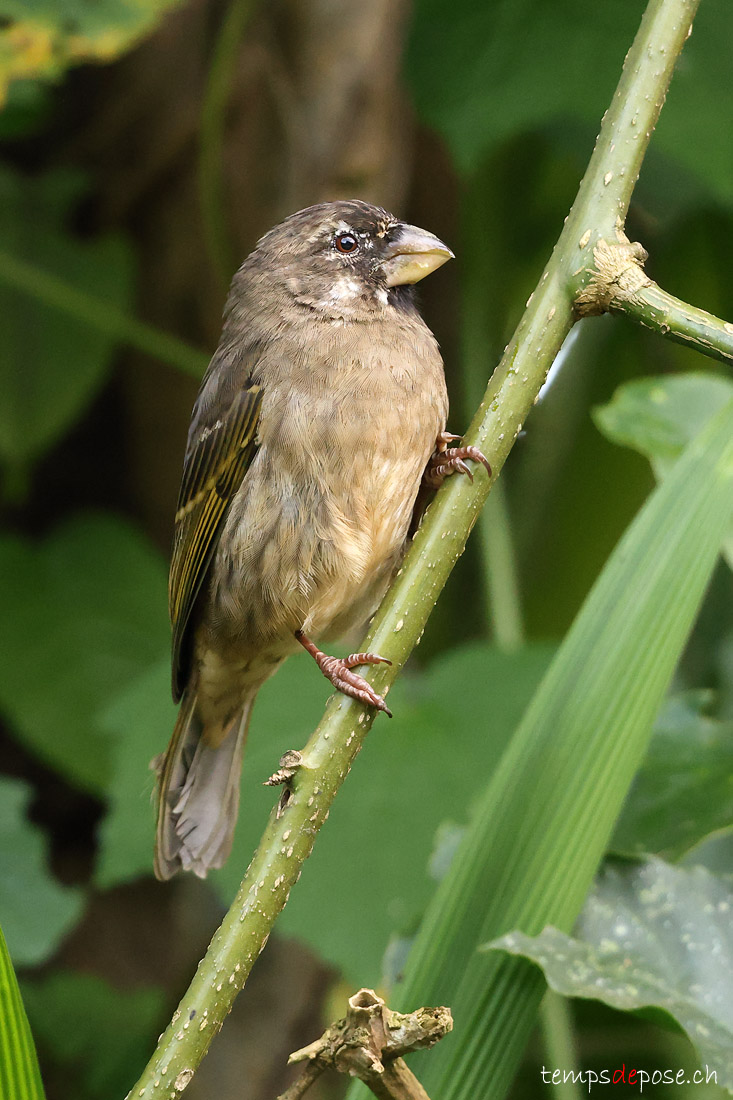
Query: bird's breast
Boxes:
[{"xmin": 210, "ymin": 331, "xmax": 448, "ymax": 646}]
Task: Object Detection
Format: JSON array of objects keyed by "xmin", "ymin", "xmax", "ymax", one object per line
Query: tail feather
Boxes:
[{"xmin": 154, "ymin": 691, "xmax": 253, "ymax": 880}]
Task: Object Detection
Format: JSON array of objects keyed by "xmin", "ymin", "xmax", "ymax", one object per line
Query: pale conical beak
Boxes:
[{"xmin": 381, "ymin": 224, "xmax": 454, "ymax": 287}]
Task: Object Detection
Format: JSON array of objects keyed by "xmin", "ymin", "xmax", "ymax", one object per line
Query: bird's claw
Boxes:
[
  {"xmin": 295, "ymin": 631, "xmax": 392, "ymax": 717},
  {"xmin": 424, "ymin": 432, "xmax": 492, "ymax": 490},
  {"xmin": 325, "ymin": 654, "xmax": 393, "ymax": 717}
]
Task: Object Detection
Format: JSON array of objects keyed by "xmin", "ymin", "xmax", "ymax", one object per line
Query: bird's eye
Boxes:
[{"xmin": 334, "ymin": 232, "xmax": 359, "ymax": 254}]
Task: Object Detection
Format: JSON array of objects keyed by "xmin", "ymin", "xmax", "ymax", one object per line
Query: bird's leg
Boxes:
[
  {"xmin": 423, "ymin": 430, "xmax": 492, "ymax": 490},
  {"xmin": 295, "ymin": 630, "xmax": 392, "ymax": 717}
]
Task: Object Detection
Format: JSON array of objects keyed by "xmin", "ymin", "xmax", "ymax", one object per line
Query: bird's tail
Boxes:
[{"xmin": 153, "ymin": 690, "xmax": 254, "ymax": 880}]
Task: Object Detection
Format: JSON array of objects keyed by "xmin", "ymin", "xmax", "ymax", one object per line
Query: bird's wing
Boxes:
[{"xmin": 169, "ymin": 376, "xmax": 263, "ymax": 700}]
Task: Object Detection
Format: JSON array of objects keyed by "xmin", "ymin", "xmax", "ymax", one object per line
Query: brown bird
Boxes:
[{"xmin": 154, "ymin": 200, "xmax": 489, "ymax": 880}]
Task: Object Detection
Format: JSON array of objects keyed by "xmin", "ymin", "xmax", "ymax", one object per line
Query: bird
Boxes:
[{"xmin": 154, "ymin": 200, "xmax": 490, "ymax": 880}]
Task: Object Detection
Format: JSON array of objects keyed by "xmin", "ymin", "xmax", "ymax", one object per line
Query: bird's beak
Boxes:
[{"xmin": 381, "ymin": 224, "xmax": 454, "ymax": 287}]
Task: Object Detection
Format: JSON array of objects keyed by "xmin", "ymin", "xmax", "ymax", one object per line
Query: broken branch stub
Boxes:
[{"xmin": 280, "ymin": 989, "xmax": 453, "ymax": 1100}]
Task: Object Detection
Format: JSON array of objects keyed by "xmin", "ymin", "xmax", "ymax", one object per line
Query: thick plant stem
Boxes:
[{"xmin": 129, "ymin": 1, "xmax": 704, "ymax": 1097}]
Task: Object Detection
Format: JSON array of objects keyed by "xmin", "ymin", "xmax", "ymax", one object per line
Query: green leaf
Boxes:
[
  {"xmin": 612, "ymin": 693, "xmax": 733, "ymax": 860},
  {"xmin": 0, "ymin": 166, "xmax": 133, "ymax": 472},
  {"xmin": 683, "ymin": 828, "xmax": 733, "ymax": 877},
  {"xmin": 594, "ymin": 373, "xmax": 733, "ymax": 569},
  {"xmin": 594, "ymin": 373, "xmax": 733, "ymax": 478},
  {"xmin": 0, "ymin": 0, "xmax": 186, "ymax": 104},
  {"xmin": 347, "ymin": 397, "xmax": 733, "ymax": 1100},
  {"xmin": 491, "ymin": 858, "xmax": 733, "ymax": 1090},
  {"xmin": 407, "ymin": 0, "xmax": 635, "ymax": 176},
  {"xmin": 0, "ymin": 513, "xmax": 169, "ymax": 792},
  {"xmin": 95, "ymin": 659, "xmax": 176, "ymax": 888},
  {"xmin": 0, "ymin": 778, "xmax": 83, "ymax": 966},
  {"xmin": 0, "ymin": 923, "xmax": 45, "ymax": 1100},
  {"xmin": 21, "ymin": 971, "xmax": 165, "ymax": 1100},
  {"xmin": 407, "ymin": 0, "xmax": 733, "ymax": 206}
]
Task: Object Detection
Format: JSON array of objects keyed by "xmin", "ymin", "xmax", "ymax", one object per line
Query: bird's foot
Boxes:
[
  {"xmin": 295, "ymin": 630, "xmax": 392, "ymax": 717},
  {"xmin": 423, "ymin": 431, "xmax": 492, "ymax": 490}
]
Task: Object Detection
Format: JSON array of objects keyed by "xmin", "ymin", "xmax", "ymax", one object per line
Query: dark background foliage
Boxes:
[{"xmin": 0, "ymin": 0, "xmax": 731, "ymax": 1097}]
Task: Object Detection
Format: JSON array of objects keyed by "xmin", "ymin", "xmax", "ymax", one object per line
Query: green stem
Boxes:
[
  {"xmin": 618, "ymin": 278, "xmax": 733, "ymax": 363},
  {"xmin": 562, "ymin": 3, "xmax": 700, "ymax": 292},
  {"xmin": 480, "ymin": 485, "xmax": 524, "ymax": 652},
  {"xmin": 616, "ymin": 269, "xmax": 733, "ymax": 364},
  {"xmin": 129, "ymin": 1, "xmax": 703, "ymax": 1096},
  {"xmin": 539, "ymin": 993, "xmax": 581, "ymax": 1100},
  {"xmin": 459, "ymin": 172, "xmax": 523, "ymax": 645},
  {"xmin": 0, "ymin": 249, "xmax": 207, "ymax": 378},
  {"xmin": 198, "ymin": 0, "xmax": 260, "ymax": 288}
]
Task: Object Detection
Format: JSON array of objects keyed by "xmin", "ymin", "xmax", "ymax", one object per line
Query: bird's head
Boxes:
[{"xmin": 239, "ymin": 200, "xmax": 454, "ymax": 319}]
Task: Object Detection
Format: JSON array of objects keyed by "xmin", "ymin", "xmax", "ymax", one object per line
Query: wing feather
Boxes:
[{"xmin": 169, "ymin": 381, "xmax": 262, "ymax": 700}]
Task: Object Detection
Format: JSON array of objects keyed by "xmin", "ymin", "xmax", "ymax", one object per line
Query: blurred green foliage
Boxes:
[
  {"xmin": 0, "ymin": 0, "xmax": 731, "ymax": 1098},
  {"xmin": 20, "ymin": 973, "xmax": 164, "ymax": 1100},
  {"xmin": 0, "ymin": 169, "xmax": 133, "ymax": 496},
  {"xmin": 0, "ymin": 778, "xmax": 82, "ymax": 966},
  {"xmin": 408, "ymin": 0, "xmax": 733, "ymax": 206},
  {"xmin": 0, "ymin": 515, "xmax": 169, "ymax": 790},
  {"xmin": 0, "ymin": 0, "xmax": 185, "ymax": 106},
  {"xmin": 611, "ymin": 692, "xmax": 733, "ymax": 861}
]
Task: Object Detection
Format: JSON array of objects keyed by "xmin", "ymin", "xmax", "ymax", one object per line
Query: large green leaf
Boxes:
[
  {"xmin": 0, "ymin": 778, "xmax": 83, "ymax": 966},
  {"xmin": 612, "ymin": 693, "xmax": 733, "ymax": 860},
  {"xmin": 492, "ymin": 858, "xmax": 733, "ymax": 1090},
  {"xmin": 594, "ymin": 374, "xmax": 733, "ymax": 478},
  {"xmin": 0, "ymin": 1, "xmax": 186, "ymax": 105},
  {"xmin": 21, "ymin": 971, "xmax": 164, "ymax": 1100},
  {"xmin": 0, "ymin": 166, "xmax": 133, "ymax": 473},
  {"xmin": 349, "ymin": 397, "xmax": 733, "ymax": 1100},
  {"xmin": 0, "ymin": 923, "xmax": 45, "ymax": 1100},
  {"xmin": 0, "ymin": 513, "xmax": 169, "ymax": 792},
  {"xmin": 95, "ymin": 658, "xmax": 176, "ymax": 888},
  {"xmin": 407, "ymin": 0, "xmax": 733, "ymax": 206},
  {"xmin": 594, "ymin": 374, "xmax": 733, "ymax": 568}
]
